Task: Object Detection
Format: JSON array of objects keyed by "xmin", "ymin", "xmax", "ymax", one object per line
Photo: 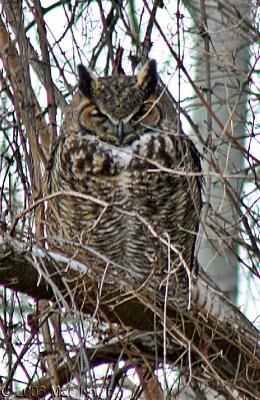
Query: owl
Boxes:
[{"xmin": 46, "ymin": 60, "xmax": 202, "ymax": 308}]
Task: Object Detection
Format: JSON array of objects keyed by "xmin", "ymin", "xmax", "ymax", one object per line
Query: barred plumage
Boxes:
[{"xmin": 46, "ymin": 60, "xmax": 202, "ymax": 308}]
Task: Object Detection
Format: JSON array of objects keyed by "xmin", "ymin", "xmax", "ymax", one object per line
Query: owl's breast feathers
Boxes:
[
  {"xmin": 46, "ymin": 60, "xmax": 202, "ymax": 306},
  {"xmin": 47, "ymin": 128, "xmax": 202, "ymax": 280}
]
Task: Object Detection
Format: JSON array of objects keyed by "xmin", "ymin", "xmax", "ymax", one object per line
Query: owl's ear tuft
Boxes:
[
  {"xmin": 137, "ymin": 59, "xmax": 157, "ymax": 97},
  {"xmin": 77, "ymin": 64, "xmax": 97, "ymax": 97}
]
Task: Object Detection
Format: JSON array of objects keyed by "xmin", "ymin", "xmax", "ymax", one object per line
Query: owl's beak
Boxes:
[{"xmin": 117, "ymin": 121, "xmax": 127, "ymax": 145}]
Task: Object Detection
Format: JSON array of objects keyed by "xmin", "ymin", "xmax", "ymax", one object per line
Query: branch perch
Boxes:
[{"xmin": 0, "ymin": 236, "xmax": 259, "ymax": 399}]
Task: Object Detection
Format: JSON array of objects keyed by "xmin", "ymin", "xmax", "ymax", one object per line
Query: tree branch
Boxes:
[{"xmin": 0, "ymin": 236, "xmax": 259, "ymax": 399}]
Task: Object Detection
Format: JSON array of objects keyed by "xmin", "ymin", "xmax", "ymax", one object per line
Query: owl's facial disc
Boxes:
[
  {"xmin": 77, "ymin": 60, "xmax": 159, "ymax": 145},
  {"xmin": 78, "ymin": 99, "xmax": 161, "ymax": 146}
]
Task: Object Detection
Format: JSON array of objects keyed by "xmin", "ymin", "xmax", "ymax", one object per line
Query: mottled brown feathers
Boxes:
[{"xmin": 46, "ymin": 60, "xmax": 202, "ymax": 308}]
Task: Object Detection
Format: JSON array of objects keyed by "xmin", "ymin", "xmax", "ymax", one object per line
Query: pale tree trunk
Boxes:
[
  {"xmin": 188, "ymin": 0, "xmax": 252, "ymax": 304},
  {"xmin": 178, "ymin": 2, "xmax": 253, "ymax": 396}
]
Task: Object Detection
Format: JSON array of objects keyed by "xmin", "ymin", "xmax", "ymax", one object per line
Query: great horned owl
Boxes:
[{"xmin": 46, "ymin": 60, "xmax": 202, "ymax": 307}]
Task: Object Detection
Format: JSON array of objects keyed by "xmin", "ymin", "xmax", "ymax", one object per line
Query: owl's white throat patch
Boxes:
[{"xmin": 107, "ymin": 132, "xmax": 159, "ymax": 167}]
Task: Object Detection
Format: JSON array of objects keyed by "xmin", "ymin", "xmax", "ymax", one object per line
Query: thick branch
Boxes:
[{"xmin": 0, "ymin": 236, "xmax": 259, "ymax": 399}]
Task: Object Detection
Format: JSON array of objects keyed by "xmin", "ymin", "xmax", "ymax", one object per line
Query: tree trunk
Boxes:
[{"xmin": 189, "ymin": 0, "xmax": 251, "ymax": 303}]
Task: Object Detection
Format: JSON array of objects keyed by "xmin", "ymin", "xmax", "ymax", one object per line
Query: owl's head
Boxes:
[{"xmin": 77, "ymin": 60, "xmax": 161, "ymax": 145}]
